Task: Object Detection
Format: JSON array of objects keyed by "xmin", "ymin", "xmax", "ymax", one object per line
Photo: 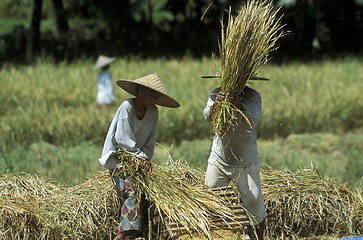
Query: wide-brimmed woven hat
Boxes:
[
  {"xmin": 201, "ymin": 69, "xmax": 269, "ymax": 81},
  {"xmin": 116, "ymin": 73, "xmax": 180, "ymax": 108},
  {"xmin": 94, "ymin": 55, "xmax": 116, "ymax": 69}
]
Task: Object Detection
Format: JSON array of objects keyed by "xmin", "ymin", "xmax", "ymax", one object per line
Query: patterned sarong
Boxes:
[{"xmin": 112, "ymin": 175, "xmax": 142, "ymax": 232}]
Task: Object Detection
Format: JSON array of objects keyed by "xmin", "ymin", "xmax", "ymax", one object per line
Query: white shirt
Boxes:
[
  {"xmin": 99, "ymin": 98, "xmax": 158, "ymax": 168},
  {"xmin": 204, "ymin": 87, "xmax": 261, "ymax": 167},
  {"xmin": 97, "ymin": 70, "xmax": 116, "ymax": 105}
]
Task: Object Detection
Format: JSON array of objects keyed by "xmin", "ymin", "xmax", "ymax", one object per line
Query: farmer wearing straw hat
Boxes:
[
  {"xmin": 202, "ymin": 71, "xmax": 268, "ymax": 240},
  {"xmin": 94, "ymin": 55, "xmax": 116, "ymax": 108},
  {"xmin": 99, "ymin": 73, "xmax": 180, "ymax": 240}
]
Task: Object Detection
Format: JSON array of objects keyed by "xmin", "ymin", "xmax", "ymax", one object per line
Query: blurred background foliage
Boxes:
[{"xmin": 1, "ymin": 0, "xmax": 363, "ymax": 64}]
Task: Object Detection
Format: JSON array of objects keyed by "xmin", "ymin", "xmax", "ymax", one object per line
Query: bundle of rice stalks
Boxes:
[
  {"xmin": 0, "ymin": 172, "xmax": 120, "ymax": 240},
  {"xmin": 167, "ymin": 185, "xmax": 252, "ymax": 237},
  {"xmin": 0, "ymin": 174, "xmax": 56, "ymax": 240},
  {"xmin": 0, "ymin": 173, "xmax": 61, "ymax": 239},
  {"xmin": 261, "ymin": 168, "xmax": 363, "ymax": 237},
  {"xmin": 113, "ymin": 151, "xmax": 250, "ymax": 239},
  {"xmin": 0, "ymin": 195, "xmax": 46, "ymax": 239},
  {"xmin": 42, "ymin": 173, "xmax": 120, "ymax": 239},
  {"xmin": 212, "ymin": 0, "xmax": 285, "ymax": 135},
  {"xmin": 2, "ymin": 166, "xmax": 360, "ymax": 239}
]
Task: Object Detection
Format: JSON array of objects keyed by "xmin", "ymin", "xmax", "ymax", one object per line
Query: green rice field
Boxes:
[{"xmin": 0, "ymin": 56, "xmax": 362, "ymax": 189}]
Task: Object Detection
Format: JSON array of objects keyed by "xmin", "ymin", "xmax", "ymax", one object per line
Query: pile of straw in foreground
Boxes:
[
  {"xmin": 261, "ymin": 168, "xmax": 363, "ymax": 238},
  {"xmin": 1, "ymin": 165, "xmax": 361, "ymax": 240},
  {"xmin": 0, "ymin": 157, "xmax": 250, "ymax": 240},
  {"xmin": 0, "ymin": 172, "xmax": 119, "ymax": 240},
  {"xmin": 113, "ymin": 151, "xmax": 249, "ymax": 239},
  {"xmin": 175, "ymin": 169, "xmax": 362, "ymax": 240},
  {"xmin": 212, "ymin": 0, "xmax": 285, "ymax": 135}
]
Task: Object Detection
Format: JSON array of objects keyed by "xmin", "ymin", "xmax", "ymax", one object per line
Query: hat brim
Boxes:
[
  {"xmin": 93, "ymin": 57, "xmax": 116, "ymax": 69},
  {"xmin": 116, "ymin": 80, "xmax": 180, "ymax": 108}
]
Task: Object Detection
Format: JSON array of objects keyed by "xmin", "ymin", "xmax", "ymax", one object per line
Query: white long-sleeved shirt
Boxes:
[
  {"xmin": 99, "ymin": 98, "xmax": 158, "ymax": 168},
  {"xmin": 204, "ymin": 86, "xmax": 261, "ymax": 167},
  {"xmin": 97, "ymin": 70, "xmax": 116, "ymax": 105}
]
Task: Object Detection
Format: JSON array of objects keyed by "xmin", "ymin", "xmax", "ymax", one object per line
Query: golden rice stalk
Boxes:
[
  {"xmin": 213, "ymin": 0, "xmax": 285, "ymax": 135},
  {"xmin": 113, "ymin": 151, "xmax": 245, "ymax": 239}
]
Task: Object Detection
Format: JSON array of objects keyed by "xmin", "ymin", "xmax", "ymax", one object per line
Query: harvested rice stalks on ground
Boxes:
[
  {"xmin": 261, "ymin": 169, "xmax": 363, "ymax": 237},
  {"xmin": 112, "ymin": 151, "xmax": 249, "ymax": 239},
  {"xmin": 212, "ymin": 0, "xmax": 285, "ymax": 135},
  {"xmin": 0, "ymin": 195, "xmax": 46, "ymax": 240},
  {"xmin": 0, "ymin": 173, "xmax": 61, "ymax": 239},
  {"xmin": 44, "ymin": 173, "xmax": 120, "ymax": 239},
  {"xmin": 353, "ymin": 185, "xmax": 363, "ymax": 234},
  {"xmin": 0, "ymin": 172, "xmax": 120, "ymax": 240},
  {"xmin": 1, "ymin": 167, "xmax": 361, "ymax": 239},
  {"xmin": 0, "ymin": 173, "xmax": 61, "ymax": 198},
  {"xmin": 176, "ymin": 229, "xmax": 243, "ymax": 240}
]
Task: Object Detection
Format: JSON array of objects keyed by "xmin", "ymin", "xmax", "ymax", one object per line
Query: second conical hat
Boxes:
[{"xmin": 94, "ymin": 55, "xmax": 116, "ymax": 69}]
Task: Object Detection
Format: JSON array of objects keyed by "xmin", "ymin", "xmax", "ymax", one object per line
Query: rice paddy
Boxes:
[{"xmin": 1, "ymin": 57, "xmax": 363, "ymax": 146}]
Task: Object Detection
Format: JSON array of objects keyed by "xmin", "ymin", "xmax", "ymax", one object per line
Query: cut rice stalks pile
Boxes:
[
  {"xmin": 1, "ymin": 165, "xmax": 361, "ymax": 239},
  {"xmin": 0, "ymin": 172, "xmax": 119, "ymax": 240},
  {"xmin": 261, "ymin": 168, "xmax": 363, "ymax": 238},
  {"xmin": 212, "ymin": 0, "xmax": 285, "ymax": 135},
  {"xmin": 113, "ymin": 151, "xmax": 251, "ymax": 239}
]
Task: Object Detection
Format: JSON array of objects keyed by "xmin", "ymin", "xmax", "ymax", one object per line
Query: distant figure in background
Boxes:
[
  {"xmin": 99, "ymin": 73, "xmax": 180, "ymax": 240},
  {"xmin": 94, "ymin": 55, "xmax": 116, "ymax": 108}
]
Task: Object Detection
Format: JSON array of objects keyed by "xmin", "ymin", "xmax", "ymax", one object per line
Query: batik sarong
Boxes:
[{"xmin": 112, "ymin": 175, "xmax": 142, "ymax": 232}]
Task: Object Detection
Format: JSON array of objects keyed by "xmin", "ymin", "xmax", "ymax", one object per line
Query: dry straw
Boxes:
[
  {"xmin": 1, "ymin": 166, "xmax": 361, "ymax": 239},
  {"xmin": 113, "ymin": 151, "xmax": 249, "ymax": 239},
  {"xmin": 261, "ymin": 168, "xmax": 363, "ymax": 238},
  {"xmin": 0, "ymin": 172, "xmax": 119, "ymax": 240},
  {"xmin": 212, "ymin": 0, "xmax": 286, "ymax": 135}
]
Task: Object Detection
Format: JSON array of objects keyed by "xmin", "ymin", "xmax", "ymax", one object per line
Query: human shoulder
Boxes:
[
  {"xmin": 243, "ymin": 86, "xmax": 260, "ymax": 98},
  {"xmin": 208, "ymin": 87, "xmax": 221, "ymax": 101},
  {"xmin": 119, "ymin": 98, "xmax": 134, "ymax": 111},
  {"xmin": 211, "ymin": 87, "xmax": 221, "ymax": 94},
  {"xmin": 114, "ymin": 99, "xmax": 134, "ymax": 119}
]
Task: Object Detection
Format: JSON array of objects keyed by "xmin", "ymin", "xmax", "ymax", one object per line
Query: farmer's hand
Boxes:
[
  {"xmin": 228, "ymin": 91, "xmax": 245, "ymax": 110},
  {"xmin": 215, "ymin": 91, "xmax": 225, "ymax": 105}
]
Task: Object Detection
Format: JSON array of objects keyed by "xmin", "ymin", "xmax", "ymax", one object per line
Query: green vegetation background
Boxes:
[{"xmin": 1, "ymin": 57, "xmax": 362, "ymax": 189}]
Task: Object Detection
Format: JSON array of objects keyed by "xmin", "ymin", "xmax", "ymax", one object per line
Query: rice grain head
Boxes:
[{"xmin": 213, "ymin": 0, "xmax": 286, "ymax": 135}]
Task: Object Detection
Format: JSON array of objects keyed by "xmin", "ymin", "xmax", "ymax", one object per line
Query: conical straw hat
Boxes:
[
  {"xmin": 116, "ymin": 73, "xmax": 180, "ymax": 108},
  {"xmin": 94, "ymin": 55, "xmax": 116, "ymax": 69}
]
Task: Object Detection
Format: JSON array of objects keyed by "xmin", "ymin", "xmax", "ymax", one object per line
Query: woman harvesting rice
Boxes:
[{"xmin": 99, "ymin": 73, "xmax": 180, "ymax": 240}]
